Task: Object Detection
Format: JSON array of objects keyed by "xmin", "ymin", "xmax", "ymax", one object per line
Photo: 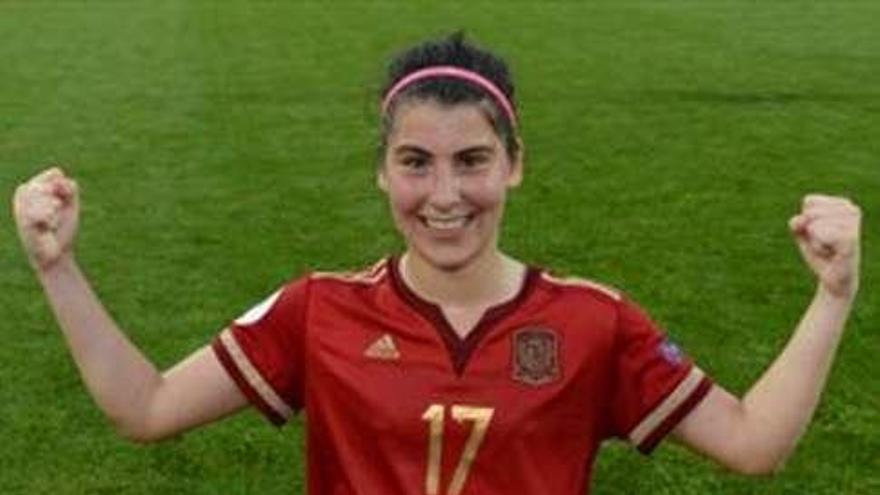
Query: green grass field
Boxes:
[{"xmin": 1, "ymin": 1, "xmax": 877, "ymax": 493}]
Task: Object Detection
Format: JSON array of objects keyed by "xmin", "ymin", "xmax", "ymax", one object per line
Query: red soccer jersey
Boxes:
[{"xmin": 212, "ymin": 257, "xmax": 713, "ymax": 495}]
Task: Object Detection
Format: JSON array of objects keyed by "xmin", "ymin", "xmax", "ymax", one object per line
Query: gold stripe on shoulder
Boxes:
[
  {"xmin": 366, "ymin": 258, "xmax": 388, "ymax": 277},
  {"xmin": 311, "ymin": 259, "xmax": 389, "ymax": 285},
  {"xmin": 540, "ymin": 272, "xmax": 621, "ymax": 301}
]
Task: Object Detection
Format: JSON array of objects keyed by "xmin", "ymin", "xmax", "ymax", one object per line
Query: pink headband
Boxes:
[{"xmin": 381, "ymin": 66, "xmax": 517, "ymax": 126}]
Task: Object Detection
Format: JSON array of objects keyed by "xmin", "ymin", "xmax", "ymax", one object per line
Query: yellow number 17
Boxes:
[{"xmin": 422, "ymin": 404, "xmax": 495, "ymax": 495}]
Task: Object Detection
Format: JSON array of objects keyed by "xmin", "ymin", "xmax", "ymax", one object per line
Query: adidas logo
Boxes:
[{"xmin": 364, "ymin": 333, "xmax": 400, "ymax": 361}]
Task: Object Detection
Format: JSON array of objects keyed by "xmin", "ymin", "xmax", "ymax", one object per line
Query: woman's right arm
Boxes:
[{"xmin": 13, "ymin": 167, "xmax": 248, "ymax": 443}]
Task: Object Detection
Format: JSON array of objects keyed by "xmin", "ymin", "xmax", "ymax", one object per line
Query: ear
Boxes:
[
  {"xmin": 506, "ymin": 138, "xmax": 524, "ymax": 188},
  {"xmin": 376, "ymin": 166, "xmax": 389, "ymax": 192}
]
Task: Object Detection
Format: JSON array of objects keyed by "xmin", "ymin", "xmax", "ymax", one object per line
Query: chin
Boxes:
[{"xmin": 411, "ymin": 243, "xmax": 484, "ymax": 273}]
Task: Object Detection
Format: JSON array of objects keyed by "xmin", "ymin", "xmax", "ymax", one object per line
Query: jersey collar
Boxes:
[{"xmin": 387, "ymin": 255, "xmax": 541, "ymax": 375}]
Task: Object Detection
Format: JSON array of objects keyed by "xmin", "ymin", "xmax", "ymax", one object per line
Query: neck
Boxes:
[{"xmin": 400, "ymin": 250, "xmax": 525, "ymax": 309}]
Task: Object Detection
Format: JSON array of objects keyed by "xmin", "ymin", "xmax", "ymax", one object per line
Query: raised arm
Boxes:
[
  {"xmin": 672, "ymin": 194, "xmax": 862, "ymax": 474},
  {"xmin": 13, "ymin": 167, "xmax": 248, "ymax": 443}
]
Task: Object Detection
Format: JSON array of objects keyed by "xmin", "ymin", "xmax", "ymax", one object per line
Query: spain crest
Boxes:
[{"xmin": 512, "ymin": 327, "xmax": 561, "ymax": 386}]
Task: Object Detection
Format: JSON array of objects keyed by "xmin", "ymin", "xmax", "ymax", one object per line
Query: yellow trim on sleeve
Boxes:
[
  {"xmin": 220, "ymin": 328, "xmax": 294, "ymax": 420},
  {"xmin": 628, "ymin": 367, "xmax": 705, "ymax": 446}
]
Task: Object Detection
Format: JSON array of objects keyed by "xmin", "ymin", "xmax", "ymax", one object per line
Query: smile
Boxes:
[{"xmin": 419, "ymin": 214, "xmax": 474, "ymax": 231}]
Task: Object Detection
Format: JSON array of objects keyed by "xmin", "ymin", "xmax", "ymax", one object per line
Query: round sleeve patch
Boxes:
[{"xmin": 234, "ymin": 289, "xmax": 283, "ymax": 326}]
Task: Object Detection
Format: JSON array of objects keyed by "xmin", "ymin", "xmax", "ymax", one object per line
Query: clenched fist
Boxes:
[
  {"xmin": 12, "ymin": 167, "xmax": 80, "ymax": 271},
  {"xmin": 789, "ymin": 194, "xmax": 861, "ymax": 299}
]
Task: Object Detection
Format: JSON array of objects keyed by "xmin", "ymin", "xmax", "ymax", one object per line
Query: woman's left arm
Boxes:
[{"xmin": 672, "ymin": 194, "xmax": 862, "ymax": 475}]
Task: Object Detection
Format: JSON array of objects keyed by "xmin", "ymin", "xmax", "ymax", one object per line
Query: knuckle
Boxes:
[
  {"xmin": 852, "ymin": 204, "xmax": 862, "ymax": 217},
  {"xmin": 12, "ymin": 186, "xmax": 24, "ymax": 205},
  {"xmin": 834, "ymin": 197, "xmax": 853, "ymax": 209}
]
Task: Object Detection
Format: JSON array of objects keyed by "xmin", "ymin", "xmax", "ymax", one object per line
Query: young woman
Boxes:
[{"xmin": 13, "ymin": 35, "xmax": 862, "ymax": 495}]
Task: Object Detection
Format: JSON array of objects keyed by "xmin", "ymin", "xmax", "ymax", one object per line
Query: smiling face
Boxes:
[{"xmin": 379, "ymin": 100, "xmax": 522, "ymax": 272}]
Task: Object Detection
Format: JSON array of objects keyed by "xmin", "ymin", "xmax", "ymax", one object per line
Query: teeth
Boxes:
[{"xmin": 425, "ymin": 216, "xmax": 468, "ymax": 230}]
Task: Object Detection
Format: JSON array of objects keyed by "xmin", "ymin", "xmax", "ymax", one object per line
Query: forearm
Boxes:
[
  {"xmin": 37, "ymin": 256, "xmax": 163, "ymax": 438},
  {"xmin": 15, "ymin": 168, "xmax": 247, "ymax": 443},
  {"xmin": 738, "ymin": 286, "xmax": 854, "ymax": 470},
  {"xmin": 674, "ymin": 195, "xmax": 860, "ymax": 474}
]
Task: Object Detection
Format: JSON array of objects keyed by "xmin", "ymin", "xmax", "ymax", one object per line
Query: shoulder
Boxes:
[
  {"xmin": 232, "ymin": 258, "xmax": 392, "ymax": 327},
  {"xmin": 536, "ymin": 269, "xmax": 623, "ymax": 304},
  {"xmin": 308, "ymin": 258, "xmax": 390, "ymax": 287},
  {"xmin": 529, "ymin": 268, "xmax": 628, "ymax": 329},
  {"xmin": 303, "ymin": 258, "xmax": 392, "ymax": 303}
]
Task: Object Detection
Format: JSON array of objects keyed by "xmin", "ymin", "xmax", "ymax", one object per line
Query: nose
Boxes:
[{"xmin": 427, "ymin": 164, "xmax": 461, "ymax": 211}]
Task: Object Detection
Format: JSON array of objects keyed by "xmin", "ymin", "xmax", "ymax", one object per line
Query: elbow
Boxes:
[
  {"xmin": 724, "ymin": 409, "xmax": 795, "ymax": 476},
  {"xmin": 112, "ymin": 417, "xmax": 168, "ymax": 445},
  {"xmin": 728, "ymin": 453, "xmax": 789, "ymax": 477},
  {"xmin": 107, "ymin": 396, "xmax": 174, "ymax": 444},
  {"xmin": 115, "ymin": 423, "xmax": 158, "ymax": 445}
]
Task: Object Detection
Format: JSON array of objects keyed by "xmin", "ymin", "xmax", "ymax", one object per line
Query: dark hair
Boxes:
[{"xmin": 379, "ymin": 32, "xmax": 520, "ymax": 160}]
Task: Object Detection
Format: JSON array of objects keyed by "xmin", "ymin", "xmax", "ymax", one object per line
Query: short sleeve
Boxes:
[
  {"xmin": 608, "ymin": 297, "xmax": 713, "ymax": 453},
  {"xmin": 211, "ymin": 276, "xmax": 310, "ymax": 426}
]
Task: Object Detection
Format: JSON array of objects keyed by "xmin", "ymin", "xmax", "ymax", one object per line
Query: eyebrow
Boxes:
[
  {"xmin": 392, "ymin": 144, "xmax": 496, "ymax": 157},
  {"xmin": 392, "ymin": 144, "xmax": 431, "ymax": 156},
  {"xmin": 454, "ymin": 145, "xmax": 495, "ymax": 157}
]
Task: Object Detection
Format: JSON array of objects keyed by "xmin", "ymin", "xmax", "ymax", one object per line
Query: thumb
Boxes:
[
  {"xmin": 790, "ymin": 214, "xmax": 835, "ymax": 258},
  {"xmin": 790, "ymin": 214, "xmax": 820, "ymax": 269},
  {"xmin": 24, "ymin": 228, "xmax": 62, "ymax": 270},
  {"xmin": 789, "ymin": 214, "xmax": 809, "ymax": 237}
]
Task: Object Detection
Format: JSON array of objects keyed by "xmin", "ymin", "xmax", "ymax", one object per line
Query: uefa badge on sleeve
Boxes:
[
  {"xmin": 511, "ymin": 327, "xmax": 561, "ymax": 386},
  {"xmin": 658, "ymin": 338, "xmax": 684, "ymax": 366}
]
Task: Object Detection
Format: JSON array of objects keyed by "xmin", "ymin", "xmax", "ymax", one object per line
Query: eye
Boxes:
[
  {"xmin": 401, "ymin": 155, "xmax": 429, "ymax": 170},
  {"xmin": 458, "ymin": 152, "xmax": 490, "ymax": 170}
]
